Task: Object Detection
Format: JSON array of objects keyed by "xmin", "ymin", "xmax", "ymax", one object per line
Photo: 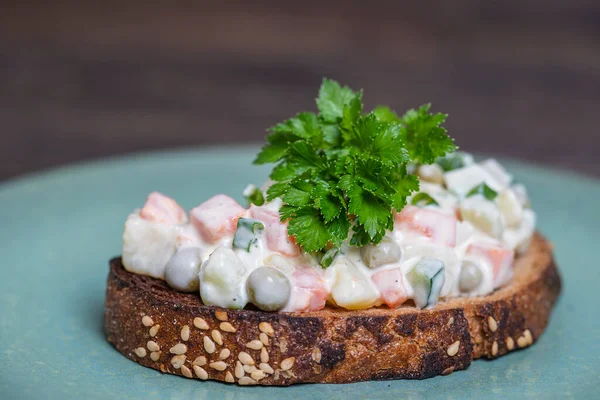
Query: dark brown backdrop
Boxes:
[{"xmin": 1, "ymin": 1, "xmax": 599, "ymax": 181}]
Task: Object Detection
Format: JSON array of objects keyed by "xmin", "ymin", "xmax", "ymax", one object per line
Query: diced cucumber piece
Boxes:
[
  {"xmin": 243, "ymin": 184, "xmax": 265, "ymax": 206},
  {"xmin": 233, "ymin": 218, "xmax": 264, "ymax": 252},
  {"xmin": 407, "ymin": 256, "xmax": 445, "ymax": 309},
  {"xmin": 320, "ymin": 247, "xmax": 340, "ymax": 268},
  {"xmin": 436, "ymin": 152, "xmax": 474, "ymax": 172},
  {"xmin": 467, "ymin": 183, "xmax": 498, "ymax": 201},
  {"xmin": 411, "ymin": 192, "xmax": 440, "ymax": 207},
  {"xmin": 200, "ymin": 247, "xmax": 248, "ymax": 309}
]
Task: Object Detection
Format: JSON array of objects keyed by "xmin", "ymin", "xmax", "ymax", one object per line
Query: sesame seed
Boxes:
[
  {"xmin": 238, "ymin": 351, "xmax": 255, "ymax": 365},
  {"xmin": 170, "ymin": 355, "xmax": 186, "ymax": 369},
  {"xmin": 220, "ymin": 322, "xmax": 236, "ymax": 333},
  {"xmin": 447, "ymin": 341, "xmax": 460, "ymax": 357},
  {"xmin": 150, "ymin": 351, "xmax": 161, "ymax": 361},
  {"xmin": 259, "ymin": 333, "xmax": 269, "ymax": 346},
  {"xmin": 442, "ymin": 366, "xmax": 455, "ymax": 376},
  {"xmin": 259, "ymin": 322, "xmax": 274, "ymax": 336},
  {"xmin": 181, "ymin": 325, "xmax": 190, "ymax": 341},
  {"xmin": 251, "ymin": 370, "xmax": 266, "ymax": 380},
  {"xmin": 488, "ymin": 316, "xmax": 498, "ymax": 333},
  {"xmin": 181, "ymin": 365, "xmax": 193, "ymax": 378},
  {"xmin": 246, "ymin": 340, "xmax": 263, "ymax": 350},
  {"xmin": 260, "ymin": 347, "xmax": 269, "ymax": 363},
  {"xmin": 193, "ymin": 365, "xmax": 208, "ymax": 380},
  {"xmin": 192, "ymin": 356, "xmax": 207, "ymax": 366},
  {"xmin": 134, "ymin": 347, "xmax": 147, "ymax": 358},
  {"xmin": 243, "ymin": 365, "xmax": 258, "ymax": 373},
  {"xmin": 142, "ymin": 316, "xmax": 154, "ymax": 327},
  {"xmin": 273, "ymin": 370, "xmax": 280, "ymax": 380},
  {"xmin": 312, "ymin": 348, "xmax": 322, "ymax": 363},
  {"xmin": 212, "ymin": 330, "xmax": 223, "ymax": 346},
  {"xmin": 203, "ymin": 336, "xmax": 216, "ymax": 354},
  {"xmin": 517, "ymin": 336, "xmax": 528, "ymax": 348},
  {"xmin": 524, "ymin": 329, "xmax": 533, "ymax": 345},
  {"xmin": 259, "ymin": 363, "xmax": 274, "ymax": 374},
  {"xmin": 209, "ymin": 361, "xmax": 227, "ymax": 371},
  {"xmin": 225, "ymin": 371, "xmax": 235, "ymax": 383},
  {"xmin": 149, "ymin": 324, "xmax": 160, "ymax": 337},
  {"xmin": 280, "ymin": 357, "xmax": 295, "ymax": 371},
  {"xmin": 219, "ymin": 348, "xmax": 231, "ymax": 360},
  {"xmin": 235, "ymin": 361, "xmax": 245, "ymax": 379},
  {"xmin": 169, "ymin": 343, "xmax": 187, "ymax": 355},
  {"xmin": 238, "ymin": 377, "xmax": 257, "ymax": 386},
  {"xmin": 492, "ymin": 340, "xmax": 498, "ymax": 356},
  {"xmin": 147, "ymin": 341, "xmax": 160, "ymax": 352},
  {"xmin": 215, "ymin": 310, "xmax": 228, "ymax": 321},
  {"xmin": 278, "ymin": 338, "xmax": 287, "ymax": 353},
  {"xmin": 448, "ymin": 317, "xmax": 454, "ymax": 326},
  {"xmin": 506, "ymin": 337, "xmax": 515, "ymax": 351},
  {"xmin": 193, "ymin": 317, "xmax": 209, "ymax": 330}
]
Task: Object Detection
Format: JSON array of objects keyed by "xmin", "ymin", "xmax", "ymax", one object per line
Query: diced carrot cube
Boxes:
[{"xmin": 190, "ymin": 195, "xmax": 246, "ymax": 242}]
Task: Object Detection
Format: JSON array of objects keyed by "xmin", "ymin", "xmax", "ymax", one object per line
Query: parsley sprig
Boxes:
[{"xmin": 253, "ymin": 78, "xmax": 456, "ymax": 252}]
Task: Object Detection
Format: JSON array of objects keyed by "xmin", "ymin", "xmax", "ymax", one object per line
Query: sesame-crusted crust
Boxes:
[{"xmin": 104, "ymin": 232, "xmax": 561, "ymax": 385}]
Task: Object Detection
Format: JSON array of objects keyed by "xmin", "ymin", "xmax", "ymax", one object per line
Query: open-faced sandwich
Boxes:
[{"xmin": 105, "ymin": 79, "xmax": 561, "ymax": 385}]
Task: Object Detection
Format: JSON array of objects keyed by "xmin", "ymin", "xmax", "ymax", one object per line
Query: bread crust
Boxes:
[{"xmin": 104, "ymin": 233, "xmax": 561, "ymax": 385}]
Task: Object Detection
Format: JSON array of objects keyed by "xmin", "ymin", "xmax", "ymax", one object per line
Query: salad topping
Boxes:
[{"xmin": 121, "ymin": 79, "xmax": 536, "ymax": 313}]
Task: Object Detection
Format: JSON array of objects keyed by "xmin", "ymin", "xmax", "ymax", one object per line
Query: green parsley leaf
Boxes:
[
  {"xmin": 372, "ymin": 106, "xmax": 400, "ymax": 123},
  {"xmin": 316, "ymin": 78, "xmax": 361, "ymax": 123},
  {"xmin": 256, "ymin": 78, "xmax": 457, "ymax": 252},
  {"xmin": 285, "ymin": 207, "xmax": 331, "ymax": 252},
  {"xmin": 398, "ymin": 104, "xmax": 456, "ymax": 164},
  {"xmin": 243, "ymin": 185, "xmax": 265, "ymax": 206},
  {"xmin": 467, "ymin": 183, "xmax": 498, "ymax": 201}
]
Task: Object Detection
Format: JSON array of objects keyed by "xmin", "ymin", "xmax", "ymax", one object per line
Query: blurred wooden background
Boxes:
[{"xmin": 1, "ymin": 1, "xmax": 599, "ymax": 181}]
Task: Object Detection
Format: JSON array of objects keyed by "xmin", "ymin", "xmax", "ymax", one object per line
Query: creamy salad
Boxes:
[{"xmin": 122, "ymin": 153, "xmax": 535, "ymax": 313}]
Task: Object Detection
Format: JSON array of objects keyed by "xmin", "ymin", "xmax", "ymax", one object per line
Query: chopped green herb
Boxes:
[
  {"xmin": 436, "ymin": 152, "xmax": 468, "ymax": 172},
  {"xmin": 320, "ymin": 247, "xmax": 340, "ymax": 268},
  {"xmin": 243, "ymin": 184, "xmax": 265, "ymax": 206},
  {"xmin": 411, "ymin": 192, "xmax": 440, "ymax": 207},
  {"xmin": 254, "ymin": 78, "xmax": 456, "ymax": 251},
  {"xmin": 467, "ymin": 183, "xmax": 498, "ymax": 201},
  {"xmin": 233, "ymin": 218, "xmax": 264, "ymax": 252}
]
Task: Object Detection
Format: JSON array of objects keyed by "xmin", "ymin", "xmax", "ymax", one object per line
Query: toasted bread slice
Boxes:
[{"xmin": 104, "ymin": 232, "xmax": 560, "ymax": 385}]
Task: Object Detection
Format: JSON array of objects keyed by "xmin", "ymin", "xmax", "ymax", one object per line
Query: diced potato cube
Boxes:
[
  {"xmin": 444, "ymin": 164, "xmax": 503, "ymax": 197},
  {"xmin": 330, "ymin": 260, "xmax": 378, "ymax": 310},
  {"xmin": 480, "ymin": 159, "xmax": 513, "ymax": 189},
  {"xmin": 460, "ymin": 195, "xmax": 503, "ymax": 238},
  {"xmin": 122, "ymin": 212, "xmax": 178, "ymax": 279}
]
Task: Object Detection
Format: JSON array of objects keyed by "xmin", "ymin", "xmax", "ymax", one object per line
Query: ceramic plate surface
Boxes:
[{"xmin": 1, "ymin": 147, "xmax": 598, "ymax": 399}]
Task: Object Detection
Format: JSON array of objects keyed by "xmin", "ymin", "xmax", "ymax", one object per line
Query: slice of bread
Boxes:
[{"xmin": 104, "ymin": 232, "xmax": 561, "ymax": 385}]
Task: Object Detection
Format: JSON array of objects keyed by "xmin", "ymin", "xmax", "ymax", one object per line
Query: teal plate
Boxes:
[{"xmin": 1, "ymin": 147, "xmax": 598, "ymax": 400}]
